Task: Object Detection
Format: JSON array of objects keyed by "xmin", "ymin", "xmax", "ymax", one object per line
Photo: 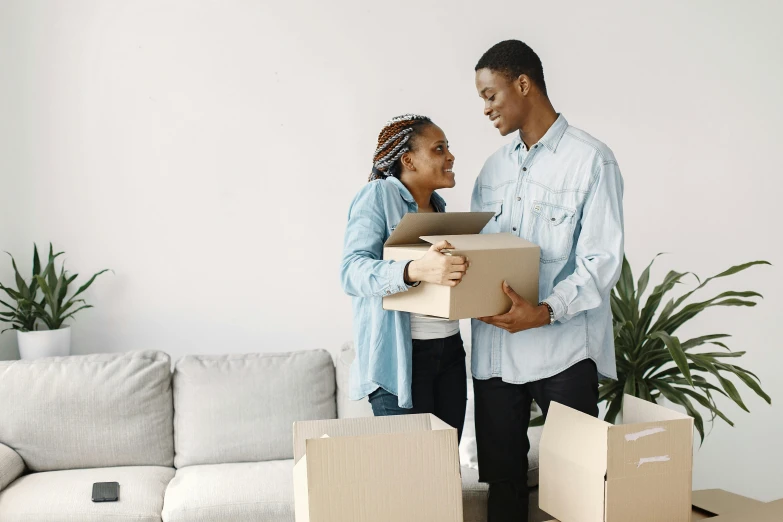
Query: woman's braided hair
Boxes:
[{"xmin": 369, "ymin": 114, "xmax": 433, "ymax": 182}]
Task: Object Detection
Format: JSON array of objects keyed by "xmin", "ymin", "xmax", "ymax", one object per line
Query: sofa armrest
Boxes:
[{"xmin": 0, "ymin": 442, "xmax": 24, "ymax": 492}]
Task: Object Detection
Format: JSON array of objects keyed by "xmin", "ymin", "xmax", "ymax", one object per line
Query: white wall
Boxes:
[{"xmin": 1, "ymin": 0, "xmax": 781, "ymax": 501}]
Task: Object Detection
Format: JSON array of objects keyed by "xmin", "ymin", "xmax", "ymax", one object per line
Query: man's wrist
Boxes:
[{"xmin": 538, "ymin": 302, "xmax": 554, "ymax": 326}]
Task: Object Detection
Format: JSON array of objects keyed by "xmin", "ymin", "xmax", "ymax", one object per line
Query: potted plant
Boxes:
[
  {"xmin": 603, "ymin": 255, "xmax": 772, "ymax": 442},
  {"xmin": 0, "ymin": 243, "xmax": 110, "ymax": 359}
]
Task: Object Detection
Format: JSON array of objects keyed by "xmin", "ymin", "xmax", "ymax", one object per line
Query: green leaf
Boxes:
[
  {"xmin": 617, "ymin": 255, "xmax": 635, "ymax": 305},
  {"xmin": 648, "ymin": 331, "xmax": 693, "ymax": 386},
  {"xmin": 32, "ymin": 244, "xmax": 41, "ymax": 276},
  {"xmin": 7, "ymin": 253, "xmax": 30, "ymax": 299},
  {"xmin": 34, "ymin": 275, "xmax": 57, "ymax": 318},
  {"xmin": 653, "ymin": 380, "xmax": 706, "ymax": 443},
  {"xmin": 688, "ymin": 355, "xmax": 749, "ymax": 412},
  {"xmin": 673, "ymin": 261, "xmax": 771, "ymax": 310},
  {"xmin": 637, "ymin": 270, "xmax": 695, "ymax": 348},
  {"xmin": 712, "ymin": 362, "xmax": 771, "ymax": 404},
  {"xmin": 58, "ymin": 304, "xmax": 94, "ymax": 324},
  {"xmin": 69, "ymin": 269, "xmax": 110, "ymax": 301},
  {"xmin": 681, "ymin": 334, "xmax": 732, "ymax": 350},
  {"xmin": 604, "ymin": 391, "xmax": 624, "ymax": 424},
  {"xmin": 637, "ymin": 253, "xmax": 666, "ymax": 299}
]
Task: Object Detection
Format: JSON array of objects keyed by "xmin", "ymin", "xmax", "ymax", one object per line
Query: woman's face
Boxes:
[{"xmin": 402, "ymin": 124, "xmax": 456, "ymax": 190}]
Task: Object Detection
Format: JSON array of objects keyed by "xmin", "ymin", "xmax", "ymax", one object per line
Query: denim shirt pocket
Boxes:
[{"xmin": 528, "ymin": 200, "xmax": 576, "ymax": 263}]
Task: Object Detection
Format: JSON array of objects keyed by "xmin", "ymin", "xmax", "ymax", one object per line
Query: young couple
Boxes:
[{"xmin": 340, "ymin": 40, "xmax": 625, "ymax": 522}]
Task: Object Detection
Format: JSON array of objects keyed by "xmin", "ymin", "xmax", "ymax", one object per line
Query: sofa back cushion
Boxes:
[
  {"xmin": 172, "ymin": 350, "xmax": 336, "ymax": 468},
  {"xmin": 0, "ymin": 351, "xmax": 174, "ymax": 471}
]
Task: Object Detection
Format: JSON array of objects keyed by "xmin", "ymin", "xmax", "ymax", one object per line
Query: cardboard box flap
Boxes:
[
  {"xmin": 711, "ymin": 499, "xmax": 783, "ymax": 521},
  {"xmin": 540, "ymin": 401, "xmax": 610, "ymax": 522},
  {"xmin": 293, "ymin": 413, "xmax": 439, "ymax": 463},
  {"xmin": 692, "ymin": 489, "xmax": 765, "ymax": 516},
  {"xmin": 623, "ymin": 395, "xmax": 691, "ymax": 424},
  {"xmin": 385, "ymin": 212, "xmax": 494, "ymax": 246},
  {"xmin": 420, "ymin": 232, "xmax": 537, "ymax": 251},
  {"xmin": 541, "ymin": 401, "xmax": 611, "ymax": 474}
]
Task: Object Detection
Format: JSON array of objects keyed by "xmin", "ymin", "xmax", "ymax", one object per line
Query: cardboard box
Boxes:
[
  {"xmin": 690, "ymin": 489, "xmax": 783, "ymax": 521},
  {"xmin": 382, "ymin": 211, "xmax": 540, "ymax": 319},
  {"xmin": 292, "ymin": 414, "xmax": 463, "ymax": 522},
  {"xmin": 539, "ymin": 395, "xmax": 694, "ymax": 522},
  {"xmin": 544, "ymin": 489, "xmax": 783, "ymax": 521}
]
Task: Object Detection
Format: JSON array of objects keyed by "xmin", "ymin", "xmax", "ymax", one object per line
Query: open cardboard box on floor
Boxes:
[
  {"xmin": 382, "ymin": 212, "xmax": 540, "ymax": 320},
  {"xmin": 544, "ymin": 489, "xmax": 783, "ymax": 521},
  {"xmin": 292, "ymin": 414, "xmax": 463, "ymax": 522},
  {"xmin": 539, "ymin": 395, "xmax": 694, "ymax": 522}
]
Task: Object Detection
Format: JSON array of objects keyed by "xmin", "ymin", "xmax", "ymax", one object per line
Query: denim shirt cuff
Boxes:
[
  {"xmin": 387, "ymin": 261, "xmax": 410, "ymax": 295},
  {"xmin": 543, "ymin": 293, "xmax": 567, "ymax": 322}
]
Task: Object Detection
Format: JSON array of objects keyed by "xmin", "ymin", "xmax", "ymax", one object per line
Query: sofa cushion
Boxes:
[
  {"xmin": 172, "ymin": 350, "xmax": 336, "ymax": 467},
  {"xmin": 162, "ymin": 460, "xmax": 295, "ymax": 522},
  {"xmin": 0, "ymin": 465, "xmax": 174, "ymax": 522},
  {"xmin": 162, "ymin": 460, "xmax": 489, "ymax": 522},
  {"xmin": 0, "ymin": 351, "xmax": 174, "ymax": 471},
  {"xmin": 0, "ymin": 443, "xmax": 24, "ymax": 491}
]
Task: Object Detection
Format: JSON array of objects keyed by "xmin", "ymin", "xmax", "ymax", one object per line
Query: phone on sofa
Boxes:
[{"xmin": 91, "ymin": 482, "xmax": 120, "ymax": 502}]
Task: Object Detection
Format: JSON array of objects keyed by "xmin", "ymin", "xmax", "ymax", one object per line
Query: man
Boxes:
[{"xmin": 471, "ymin": 40, "xmax": 624, "ymax": 521}]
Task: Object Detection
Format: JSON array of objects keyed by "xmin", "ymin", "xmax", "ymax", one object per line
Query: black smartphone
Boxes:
[{"xmin": 91, "ymin": 482, "xmax": 120, "ymax": 502}]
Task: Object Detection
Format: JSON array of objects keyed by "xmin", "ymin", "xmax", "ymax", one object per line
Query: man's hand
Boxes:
[{"xmin": 478, "ymin": 281, "xmax": 551, "ymax": 333}]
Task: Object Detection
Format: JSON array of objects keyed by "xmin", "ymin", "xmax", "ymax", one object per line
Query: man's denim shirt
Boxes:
[
  {"xmin": 341, "ymin": 176, "xmax": 446, "ymax": 408},
  {"xmin": 470, "ymin": 114, "xmax": 624, "ymax": 383}
]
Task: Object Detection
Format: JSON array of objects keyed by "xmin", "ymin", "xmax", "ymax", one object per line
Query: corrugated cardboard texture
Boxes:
[
  {"xmin": 383, "ymin": 233, "xmax": 540, "ymax": 319},
  {"xmin": 714, "ymin": 499, "xmax": 783, "ymax": 521},
  {"xmin": 384, "ymin": 212, "xmax": 493, "ymax": 246},
  {"xmin": 545, "ymin": 491, "xmax": 783, "ymax": 522},
  {"xmin": 454, "ymin": 246, "xmax": 538, "ymax": 319},
  {"xmin": 294, "ymin": 454, "xmax": 311, "ymax": 522},
  {"xmin": 293, "ymin": 415, "xmax": 462, "ymax": 522},
  {"xmin": 692, "ymin": 489, "xmax": 764, "ymax": 515},
  {"xmin": 541, "ymin": 399, "xmax": 695, "ymax": 522},
  {"xmin": 293, "ymin": 414, "xmax": 433, "ymax": 464},
  {"xmin": 540, "ymin": 402, "xmax": 611, "ymax": 522},
  {"xmin": 605, "ymin": 419, "xmax": 693, "ymax": 521}
]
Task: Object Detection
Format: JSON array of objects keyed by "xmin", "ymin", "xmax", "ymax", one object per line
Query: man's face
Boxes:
[{"xmin": 475, "ymin": 68, "xmax": 526, "ymax": 136}]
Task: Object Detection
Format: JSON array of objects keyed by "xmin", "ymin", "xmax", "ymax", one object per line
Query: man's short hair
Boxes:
[{"xmin": 476, "ymin": 40, "xmax": 547, "ymax": 97}]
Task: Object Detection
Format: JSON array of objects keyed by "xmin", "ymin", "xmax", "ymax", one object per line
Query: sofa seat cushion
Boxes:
[
  {"xmin": 162, "ymin": 460, "xmax": 491, "ymax": 522},
  {"xmin": 0, "ymin": 465, "xmax": 174, "ymax": 522},
  {"xmin": 162, "ymin": 460, "xmax": 294, "ymax": 522},
  {"xmin": 172, "ymin": 351, "xmax": 336, "ymax": 467}
]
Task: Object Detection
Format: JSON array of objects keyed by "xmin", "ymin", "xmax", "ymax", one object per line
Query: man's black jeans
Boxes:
[{"xmin": 473, "ymin": 358, "xmax": 599, "ymax": 521}]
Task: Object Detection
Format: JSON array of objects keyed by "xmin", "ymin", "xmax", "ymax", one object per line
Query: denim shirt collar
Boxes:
[
  {"xmin": 386, "ymin": 176, "xmax": 447, "ymax": 212},
  {"xmin": 511, "ymin": 113, "xmax": 569, "ymax": 154}
]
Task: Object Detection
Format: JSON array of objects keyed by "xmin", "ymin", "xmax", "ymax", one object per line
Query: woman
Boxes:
[{"xmin": 340, "ymin": 114, "xmax": 468, "ymax": 441}]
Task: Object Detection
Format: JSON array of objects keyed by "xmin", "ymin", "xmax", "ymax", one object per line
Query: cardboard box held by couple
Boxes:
[{"xmin": 381, "ymin": 211, "xmax": 540, "ymax": 320}]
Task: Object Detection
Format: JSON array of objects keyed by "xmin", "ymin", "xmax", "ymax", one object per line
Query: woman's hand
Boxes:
[{"xmin": 407, "ymin": 241, "xmax": 469, "ymax": 287}]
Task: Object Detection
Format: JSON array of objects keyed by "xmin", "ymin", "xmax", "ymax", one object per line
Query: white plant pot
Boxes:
[{"xmin": 17, "ymin": 326, "xmax": 71, "ymax": 360}]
